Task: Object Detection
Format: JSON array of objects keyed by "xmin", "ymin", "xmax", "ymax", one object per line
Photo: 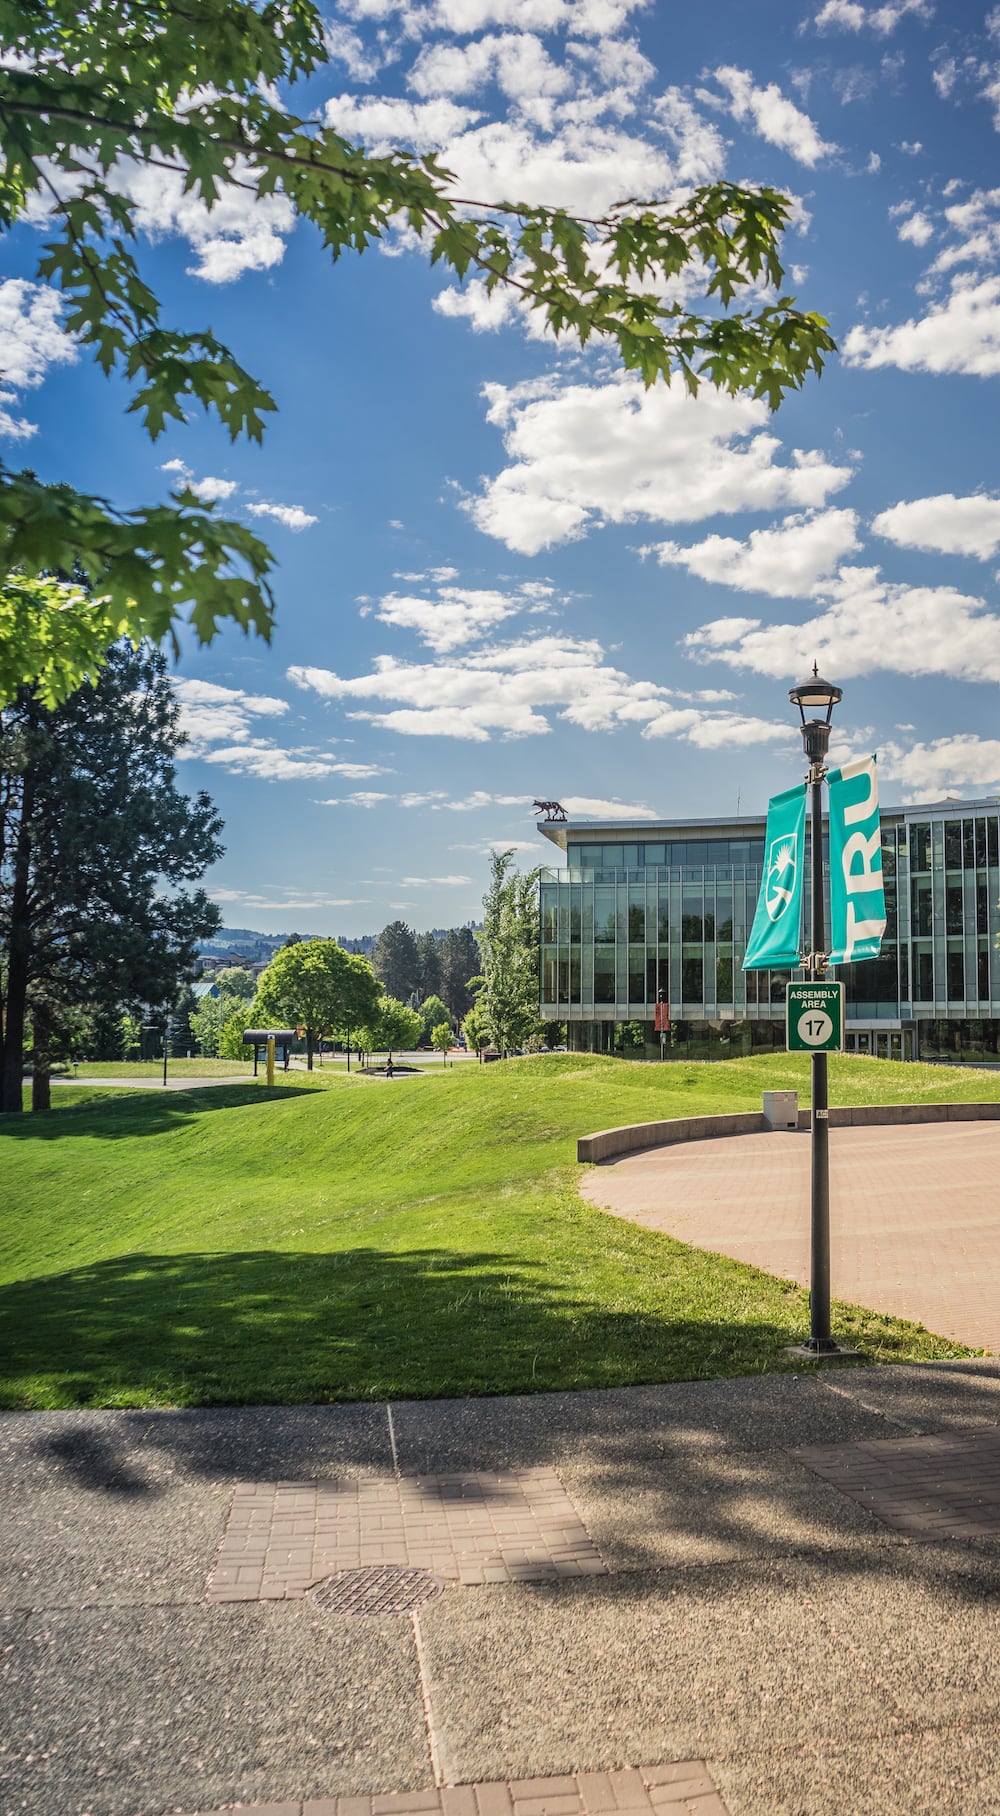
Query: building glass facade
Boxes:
[{"xmin": 538, "ymin": 801, "xmax": 1000, "ymax": 1062}]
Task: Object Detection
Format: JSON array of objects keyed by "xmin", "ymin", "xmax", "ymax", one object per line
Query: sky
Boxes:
[{"xmin": 6, "ymin": 0, "xmax": 1000, "ymax": 934}]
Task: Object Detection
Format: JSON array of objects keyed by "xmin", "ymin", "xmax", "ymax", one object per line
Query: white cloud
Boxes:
[
  {"xmin": 288, "ymin": 631, "xmax": 803, "ymax": 748},
  {"xmin": 844, "ymin": 274, "xmax": 1000, "ymax": 376},
  {"xmin": 647, "ymin": 508, "xmax": 861, "ymax": 597},
  {"xmin": 408, "ymin": 31, "xmax": 573, "ymax": 101},
  {"xmin": 555, "ymin": 795, "xmax": 660, "ymax": 817},
  {"xmin": 373, "ymin": 582, "xmax": 537, "ymax": 650},
  {"xmin": 323, "ymin": 93, "xmax": 482, "ymax": 150},
  {"xmin": 435, "ymin": 116, "xmax": 684, "ymax": 213},
  {"xmin": 322, "ymin": 791, "xmax": 394, "ymax": 806},
  {"xmin": 323, "ymin": 20, "xmax": 386, "ymax": 80},
  {"xmin": 199, "ymin": 744, "xmax": 386, "ymax": 782},
  {"xmin": 401, "ymin": 873, "xmax": 474, "ymax": 884},
  {"xmin": 880, "ymin": 735, "xmax": 1000, "ymax": 801},
  {"xmin": 872, "ymin": 492, "xmax": 1000, "ymax": 559},
  {"xmin": 115, "ymin": 158, "xmax": 295, "ymax": 283},
  {"xmin": 173, "ymin": 678, "xmax": 291, "ymax": 753},
  {"xmin": 897, "ymin": 210, "xmax": 934, "ymax": 246},
  {"xmin": 0, "ymin": 279, "xmax": 77, "ymax": 437},
  {"xmin": 466, "ymin": 371, "xmax": 854, "ymax": 555},
  {"xmin": 709, "ymin": 66, "xmax": 837, "ymax": 166},
  {"xmin": 246, "ymin": 500, "xmax": 319, "ymax": 531},
  {"xmin": 684, "ymin": 565, "xmax": 1000, "ymax": 685},
  {"xmin": 341, "ymin": 0, "xmax": 650, "ymax": 38},
  {"xmin": 812, "ymin": 0, "xmax": 932, "ymax": 31}
]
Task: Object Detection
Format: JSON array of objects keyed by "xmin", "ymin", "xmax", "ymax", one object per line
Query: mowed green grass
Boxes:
[{"xmin": 1, "ymin": 1052, "xmax": 989, "ymax": 1408}]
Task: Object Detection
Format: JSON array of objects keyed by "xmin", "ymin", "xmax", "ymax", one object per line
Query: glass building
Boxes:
[{"xmin": 538, "ymin": 799, "xmax": 1000, "ymax": 1063}]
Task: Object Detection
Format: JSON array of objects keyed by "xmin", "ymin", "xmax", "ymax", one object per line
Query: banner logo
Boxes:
[
  {"xmin": 827, "ymin": 755, "xmax": 886, "ymax": 966},
  {"xmin": 765, "ymin": 835, "xmax": 799, "ymax": 923}
]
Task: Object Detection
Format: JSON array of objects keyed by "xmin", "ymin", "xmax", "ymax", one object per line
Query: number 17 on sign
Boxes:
[{"xmin": 786, "ymin": 982, "xmax": 844, "ymax": 1053}]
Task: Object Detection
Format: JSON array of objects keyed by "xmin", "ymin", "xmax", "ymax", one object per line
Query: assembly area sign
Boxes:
[{"xmin": 786, "ymin": 983, "xmax": 844, "ymax": 1053}]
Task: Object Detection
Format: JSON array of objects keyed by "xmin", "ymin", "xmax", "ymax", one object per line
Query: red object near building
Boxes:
[{"xmin": 654, "ymin": 1001, "xmax": 670, "ymax": 1032}]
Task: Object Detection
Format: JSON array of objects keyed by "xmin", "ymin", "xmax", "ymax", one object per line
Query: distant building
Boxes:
[{"xmin": 537, "ymin": 799, "xmax": 1000, "ymax": 1063}]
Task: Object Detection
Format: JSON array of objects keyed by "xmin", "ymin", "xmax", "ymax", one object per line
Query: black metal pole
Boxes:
[{"xmin": 808, "ymin": 764, "xmax": 832, "ymax": 1349}]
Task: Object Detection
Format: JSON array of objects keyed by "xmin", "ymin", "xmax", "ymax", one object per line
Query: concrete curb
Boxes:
[{"xmin": 577, "ymin": 1099, "xmax": 1000, "ymax": 1163}]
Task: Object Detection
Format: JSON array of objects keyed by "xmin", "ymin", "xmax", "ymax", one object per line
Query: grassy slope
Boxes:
[{"xmin": 1, "ymin": 1053, "xmax": 989, "ymax": 1408}]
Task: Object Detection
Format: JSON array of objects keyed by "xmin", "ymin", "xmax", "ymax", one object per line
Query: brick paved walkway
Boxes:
[
  {"xmin": 173, "ymin": 1762, "xmax": 728, "ymax": 1816},
  {"xmin": 580, "ymin": 1121, "xmax": 1000, "ymax": 1351},
  {"xmin": 798, "ymin": 1429, "xmax": 1000, "ymax": 1537},
  {"xmin": 207, "ymin": 1470, "xmax": 607, "ymax": 1600}
]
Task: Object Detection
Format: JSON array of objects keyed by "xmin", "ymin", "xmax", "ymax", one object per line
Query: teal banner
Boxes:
[
  {"xmin": 742, "ymin": 783, "xmax": 806, "ymax": 971},
  {"xmin": 828, "ymin": 754, "xmax": 887, "ymax": 965}
]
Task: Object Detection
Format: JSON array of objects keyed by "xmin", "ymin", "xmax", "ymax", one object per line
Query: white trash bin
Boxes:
[{"xmin": 762, "ymin": 1089, "xmax": 799, "ymax": 1131}]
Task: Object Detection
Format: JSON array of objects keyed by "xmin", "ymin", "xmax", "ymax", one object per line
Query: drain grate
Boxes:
[{"xmin": 307, "ymin": 1565, "xmax": 445, "ymax": 1617}]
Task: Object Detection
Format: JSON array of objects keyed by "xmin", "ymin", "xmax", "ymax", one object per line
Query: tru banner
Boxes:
[
  {"xmin": 827, "ymin": 755, "xmax": 887, "ymax": 965},
  {"xmin": 742, "ymin": 783, "xmax": 806, "ymax": 971}
]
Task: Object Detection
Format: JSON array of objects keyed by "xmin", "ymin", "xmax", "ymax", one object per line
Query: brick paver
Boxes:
[
  {"xmin": 797, "ymin": 1429, "xmax": 1000, "ymax": 1536},
  {"xmin": 170, "ymin": 1762, "xmax": 729, "ymax": 1816},
  {"xmin": 207, "ymin": 1469, "xmax": 607, "ymax": 1601},
  {"xmin": 580, "ymin": 1121, "xmax": 1000, "ymax": 1352}
]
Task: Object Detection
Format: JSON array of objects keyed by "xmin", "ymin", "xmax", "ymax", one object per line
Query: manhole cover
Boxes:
[{"xmin": 307, "ymin": 1566, "xmax": 445, "ymax": 1617}]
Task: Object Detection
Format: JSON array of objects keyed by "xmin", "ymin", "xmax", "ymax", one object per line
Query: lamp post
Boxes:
[{"xmin": 788, "ymin": 664, "xmax": 852, "ymax": 1358}]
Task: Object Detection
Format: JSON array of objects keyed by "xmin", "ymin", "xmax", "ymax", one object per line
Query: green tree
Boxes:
[
  {"xmin": 462, "ymin": 1001, "xmax": 491, "ymax": 1058},
  {"xmin": 217, "ymin": 1002, "xmax": 254, "ymax": 1060},
  {"xmin": 372, "ymin": 921, "xmax": 420, "ymax": 1004},
  {"xmin": 119, "ymin": 1011, "xmax": 142, "ymax": 1061},
  {"xmin": 474, "ymin": 850, "xmax": 542, "ymax": 1058},
  {"xmin": 214, "ymin": 965, "xmax": 255, "ymax": 1003},
  {"xmin": 431, "ymin": 1022, "xmax": 453, "ymax": 1065},
  {"xmin": 439, "ymin": 927, "xmax": 481, "ymax": 1021},
  {"xmin": 359, "ymin": 995, "xmax": 423, "ymax": 1062},
  {"xmin": 0, "ymin": 643, "xmax": 222, "ymax": 1112},
  {"xmin": 415, "ymin": 930, "xmax": 442, "ymax": 1001},
  {"xmin": 0, "ymin": 3, "xmax": 835, "ymax": 706},
  {"xmin": 189, "ymin": 993, "xmax": 225, "ymax": 1058},
  {"xmin": 420, "ymin": 994, "xmax": 452, "ymax": 1043},
  {"xmin": 254, "ymin": 938, "xmax": 379, "ymax": 1070}
]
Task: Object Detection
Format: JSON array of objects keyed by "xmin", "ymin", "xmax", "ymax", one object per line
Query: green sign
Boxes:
[
  {"xmin": 742, "ymin": 782, "xmax": 806, "ymax": 971},
  {"xmin": 787, "ymin": 982, "xmax": 844, "ymax": 1052}
]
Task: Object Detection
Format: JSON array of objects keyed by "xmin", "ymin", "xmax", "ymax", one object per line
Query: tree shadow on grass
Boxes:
[
  {"xmin": 0, "ymin": 1083, "xmax": 313, "ymax": 1139},
  {"xmin": 0, "ymin": 1245, "xmax": 803, "ymax": 1418}
]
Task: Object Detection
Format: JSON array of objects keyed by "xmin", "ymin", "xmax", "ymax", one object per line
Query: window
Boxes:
[
  {"xmin": 946, "ymin": 884, "xmax": 963, "ymax": 935},
  {"xmin": 964, "ymin": 821, "xmax": 976, "ymax": 869},
  {"xmin": 945, "ymin": 821, "xmax": 962, "ymax": 869},
  {"xmin": 980, "ymin": 947, "xmax": 990, "ymax": 1002},
  {"xmin": 642, "ymin": 843, "xmax": 665, "ymax": 865},
  {"xmin": 682, "ymin": 884, "xmax": 703, "ymax": 942},
  {"xmin": 541, "ymin": 952, "xmax": 557, "ymax": 1000},
  {"xmin": 911, "ymin": 877, "xmax": 932, "ymax": 937},
  {"xmin": 594, "ymin": 948, "xmax": 615, "ymax": 1003},
  {"xmin": 978, "ymin": 881, "xmax": 990, "ymax": 934},
  {"xmin": 657, "ymin": 893, "xmax": 669, "ymax": 941},
  {"xmin": 916, "ymin": 948, "xmax": 934, "ymax": 999},
  {"xmin": 594, "ymin": 887, "xmax": 615, "ymax": 942},
  {"xmin": 628, "ymin": 948, "xmax": 645, "ymax": 1002},
  {"xmin": 627, "ymin": 886, "xmax": 645, "ymax": 941},
  {"xmin": 716, "ymin": 951, "xmax": 733, "ymax": 1000},
  {"xmin": 991, "ymin": 818, "xmax": 999, "ymax": 868},
  {"xmin": 682, "ymin": 954, "xmax": 703, "ymax": 999},
  {"xmin": 948, "ymin": 949, "xmax": 965, "ymax": 1000},
  {"xmin": 899, "ymin": 944, "xmax": 909, "ymax": 1001},
  {"xmin": 577, "ymin": 845, "xmax": 603, "ymax": 868},
  {"xmin": 540, "ymin": 890, "xmax": 558, "ymax": 943},
  {"xmin": 977, "ymin": 818, "xmax": 989, "ymax": 868},
  {"xmin": 910, "ymin": 823, "xmax": 931, "ymax": 872}
]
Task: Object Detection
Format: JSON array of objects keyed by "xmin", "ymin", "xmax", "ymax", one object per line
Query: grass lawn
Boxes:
[{"xmin": 0, "ymin": 1052, "xmax": 989, "ymax": 1409}]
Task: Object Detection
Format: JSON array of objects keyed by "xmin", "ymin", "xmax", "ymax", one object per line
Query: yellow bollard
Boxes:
[{"xmin": 266, "ymin": 1035, "xmax": 275, "ymax": 1087}]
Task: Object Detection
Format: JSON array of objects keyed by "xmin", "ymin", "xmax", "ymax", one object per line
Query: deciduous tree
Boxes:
[
  {"xmin": 474, "ymin": 850, "xmax": 542, "ymax": 1058},
  {"xmin": 359, "ymin": 995, "xmax": 422, "ymax": 1062},
  {"xmin": 0, "ymin": 2, "xmax": 835, "ymax": 704},
  {"xmin": 253, "ymin": 938, "xmax": 378, "ymax": 1069}
]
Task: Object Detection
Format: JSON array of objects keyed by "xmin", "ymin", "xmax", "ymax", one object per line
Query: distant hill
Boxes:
[{"xmin": 198, "ymin": 923, "xmax": 481, "ymax": 960}]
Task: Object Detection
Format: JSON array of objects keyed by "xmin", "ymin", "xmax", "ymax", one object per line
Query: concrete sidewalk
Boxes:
[{"xmin": 6, "ymin": 1366, "xmax": 1000, "ymax": 1815}]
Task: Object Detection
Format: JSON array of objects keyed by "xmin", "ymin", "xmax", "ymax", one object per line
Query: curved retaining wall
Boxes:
[{"xmin": 577, "ymin": 1100, "xmax": 1000, "ymax": 1164}]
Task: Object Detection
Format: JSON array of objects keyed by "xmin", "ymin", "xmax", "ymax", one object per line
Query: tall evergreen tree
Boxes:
[
  {"xmin": 0, "ymin": 644, "xmax": 223, "ymax": 1112},
  {"xmin": 415, "ymin": 929, "xmax": 442, "ymax": 1001},
  {"xmin": 372, "ymin": 920, "xmax": 420, "ymax": 1002},
  {"xmin": 439, "ymin": 926, "xmax": 482, "ymax": 1021}
]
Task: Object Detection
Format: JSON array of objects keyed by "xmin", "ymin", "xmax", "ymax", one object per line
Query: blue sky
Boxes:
[{"xmin": 6, "ymin": 0, "xmax": 1000, "ymax": 933}]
